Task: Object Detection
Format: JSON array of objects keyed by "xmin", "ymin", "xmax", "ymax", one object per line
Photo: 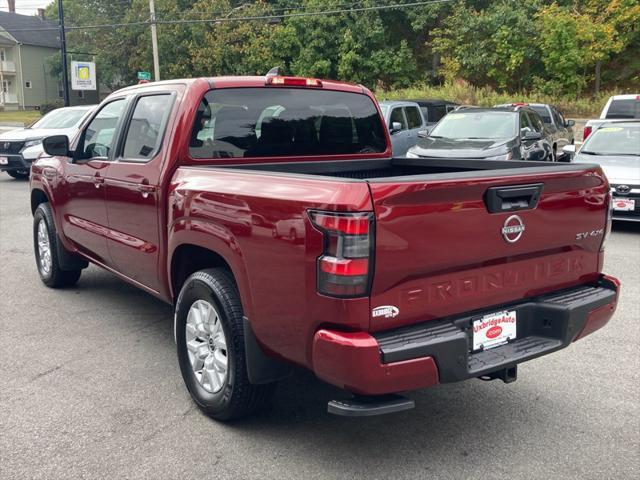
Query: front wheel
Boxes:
[
  {"xmin": 33, "ymin": 203, "xmax": 82, "ymax": 288},
  {"xmin": 175, "ymin": 268, "xmax": 276, "ymax": 421}
]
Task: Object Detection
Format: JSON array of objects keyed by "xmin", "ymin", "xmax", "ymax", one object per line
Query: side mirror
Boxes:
[
  {"xmin": 566, "ymin": 119, "xmax": 575, "ymax": 127},
  {"xmin": 417, "ymin": 129, "xmax": 430, "ymax": 138},
  {"xmin": 522, "ymin": 130, "xmax": 542, "ymax": 141},
  {"xmin": 562, "ymin": 144, "xmax": 576, "ymax": 157},
  {"xmin": 389, "ymin": 122, "xmax": 402, "ymax": 134},
  {"xmin": 42, "ymin": 135, "xmax": 70, "ymax": 157}
]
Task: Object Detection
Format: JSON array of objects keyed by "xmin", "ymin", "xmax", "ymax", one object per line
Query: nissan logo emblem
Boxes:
[
  {"xmin": 502, "ymin": 215, "xmax": 525, "ymax": 243},
  {"xmin": 616, "ymin": 185, "xmax": 631, "ymax": 194}
]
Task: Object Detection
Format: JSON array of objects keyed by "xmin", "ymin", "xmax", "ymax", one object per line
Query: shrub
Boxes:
[{"xmin": 376, "ymin": 83, "xmax": 617, "ymax": 118}]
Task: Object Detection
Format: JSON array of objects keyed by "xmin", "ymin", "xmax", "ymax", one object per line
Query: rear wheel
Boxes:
[
  {"xmin": 33, "ymin": 203, "xmax": 82, "ymax": 288},
  {"xmin": 175, "ymin": 268, "xmax": 276, "ymax": 421},
  {"xmin": 7, "ymin": 169, "xmax": 29, "ymax": 179}
]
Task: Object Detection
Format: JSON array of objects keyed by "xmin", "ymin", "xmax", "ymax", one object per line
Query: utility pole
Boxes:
[
  {"xmin": 57, "ymin": 0, "xmax": 70, "ymax": 106},
  {"xmin": 149, "ymin": 0, "xmax": 160, "ymax": 81}
]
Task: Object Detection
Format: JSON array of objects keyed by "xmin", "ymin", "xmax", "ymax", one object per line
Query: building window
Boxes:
[
  {"xmin": 25, "ymin": 81, "xmax": 32, "ymax": 89},
  {"xmin": 0, "ymin": 49, "xmax": 5, "ymax": 62},
  {"xmin": 2, "ymin": 80, "xmax": 10, "ymax": 93}
]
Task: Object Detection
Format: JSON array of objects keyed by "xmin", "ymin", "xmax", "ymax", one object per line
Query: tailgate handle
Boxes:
[{"xmin": 484, "ymin": 183, "xmax": 543, "ymax": 213}]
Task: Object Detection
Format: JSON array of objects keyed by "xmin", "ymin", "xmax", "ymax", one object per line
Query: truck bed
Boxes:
[{"xmin": 218, "ymin": 157, "xmax": 595, "ymax": 181}]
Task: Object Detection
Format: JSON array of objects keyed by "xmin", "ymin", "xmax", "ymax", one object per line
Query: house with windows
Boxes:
[{"xmin": 0, "ymin": 11, "xmax": 99, "ymax": 110}]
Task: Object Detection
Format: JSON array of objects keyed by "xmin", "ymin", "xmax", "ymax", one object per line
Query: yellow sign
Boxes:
[{"xmin": 77, "ymin": 66, "xmax": 90, "ymax": 80}]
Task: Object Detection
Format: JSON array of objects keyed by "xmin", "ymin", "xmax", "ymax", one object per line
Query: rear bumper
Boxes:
[{"xmin": 312, "ymin": 275, "xmax": 619, "ymax": 395}]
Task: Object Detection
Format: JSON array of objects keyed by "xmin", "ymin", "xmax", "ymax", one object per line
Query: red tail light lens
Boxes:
[
  {"xmin": 309, "ymin": 210, "xmax": 373, "ymax": 298},
  {"xmin": 583, "ymin": 126, "xmax": 592, "ymax": 140}
]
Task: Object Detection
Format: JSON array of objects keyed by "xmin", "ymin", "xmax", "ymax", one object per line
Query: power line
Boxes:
[
  {"xmin": 159, "ymin": 0, "xmax": 453, "ymax": 24},
  {"xmin": 0, "ymin": 0, "xmax": 453, "ymax": 33}
]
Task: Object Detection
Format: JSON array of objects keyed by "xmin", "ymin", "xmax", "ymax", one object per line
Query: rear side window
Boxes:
[
  {"xmin": 389, "ymin": 107, "xmax": 407, "ymax": 130},
  {"xmin": 606, "ymin": 99, "xmax": 640, "ymax": 119},
  {"xmin": 189, "ymin": 88, "xmax": 386, "ymax": 159},
  {"xmin": 405, "ymin": 106, "xmax": 422, "ymax": 129},
  {"xmin": 122, "ymin": 94, "xmax": 173, "ymax": 161}
]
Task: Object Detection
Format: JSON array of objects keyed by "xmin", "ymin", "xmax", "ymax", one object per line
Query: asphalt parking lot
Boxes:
[{"xmin": 1, "ymin": 174, "xmax": 638, "ymax": 480}]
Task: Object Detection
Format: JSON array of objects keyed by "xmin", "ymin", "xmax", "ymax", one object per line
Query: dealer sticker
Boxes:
[
  {"xmin": 613, "ymin": 197, "xmax": 635, "ymax": 211},
  {"xmin": 472, "ymin": 310, "xmax": 517, "ymax": 351}
]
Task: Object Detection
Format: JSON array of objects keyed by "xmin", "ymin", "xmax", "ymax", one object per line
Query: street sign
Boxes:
[
  {"xmin": 137, "ymin": 71, "xmax": 152, "ymax": 81},
  {"xmin": 70, "ymin": 61, "xmax": 96, "ymax": 91}
]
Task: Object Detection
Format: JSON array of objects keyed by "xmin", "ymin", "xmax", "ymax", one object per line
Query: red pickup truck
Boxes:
[{"xmin": 30, "ymin": 75, "xmax": 620, "ymax": 420}]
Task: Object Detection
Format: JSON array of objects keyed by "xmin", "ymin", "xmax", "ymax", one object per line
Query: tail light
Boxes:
[
  {"xmin": 309, "ymin": 210, "xmax": 374, "ymax": 298},
  {"xmin": 583, "ymin": 125, "xmax": 592, "ymax": 140}
]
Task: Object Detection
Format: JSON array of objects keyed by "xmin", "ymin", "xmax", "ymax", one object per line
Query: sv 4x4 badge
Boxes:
[{"xmin": 576, "ymin": 229, "xmax": 604, "ymax": 240}]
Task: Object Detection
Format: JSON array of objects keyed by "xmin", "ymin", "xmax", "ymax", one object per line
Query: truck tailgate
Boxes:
[{"xmin": 368, "ymin": 166, "xmax": 608, "ymax": 331}]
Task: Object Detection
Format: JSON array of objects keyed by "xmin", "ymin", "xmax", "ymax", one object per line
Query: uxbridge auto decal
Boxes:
[{"xmin": 372, "ymin": 305, "xmax": 399, "ymax": 318}]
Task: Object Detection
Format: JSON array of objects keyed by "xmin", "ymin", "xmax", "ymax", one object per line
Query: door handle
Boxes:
[
  {"xmin": 137, "ymin": 182, "xmax": 156, "ymax": 198},
  {"xmin": 93, "ymin": 174, "xmax": 104, "ymax": 188},
  {"xmin": 484, "ymin": 183, "xmax": 544, "ymax": 213}
]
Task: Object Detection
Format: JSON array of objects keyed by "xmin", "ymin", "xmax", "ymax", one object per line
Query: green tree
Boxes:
[{"xmin": 432, "ymin": 0, "xmax": 542, "ymax": 90}]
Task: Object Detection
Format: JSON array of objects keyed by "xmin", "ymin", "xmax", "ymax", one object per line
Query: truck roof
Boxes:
[{"xmin": 116, "ymin": 76, "xmax": 366, "ymax": 95}]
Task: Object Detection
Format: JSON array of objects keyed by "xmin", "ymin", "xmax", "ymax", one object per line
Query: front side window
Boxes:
[
  {"xmin": 405, "ymin": 106, "xmax": 422, "ymax": 129},
  {"xmin": 189, "ymin": 88, "xmax": 386, "ymax": 159},
  {"xmin": 527, "ymin": 111, "xmax": 544, "ymax": 132},
  {"xmin": 77, "ymin": 99, "xmax": 125, "ymax": 159},
  {"xmin": 122, "ymin": 95, "xmax": 173, "ymax": 161},
  {"xmin": 519, "ymin": 112, "xmax": 532, "ymax": 133},
  {"xmin": 389, "ymin": 107, "xmax": 407, "ymax": 130}
]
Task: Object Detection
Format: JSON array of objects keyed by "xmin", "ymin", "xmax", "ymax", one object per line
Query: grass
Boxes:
[
  {"xmin": 0, "ymin": 110, "xmax": 43, "ymax": 125},
  {"xmin": 376, "ymin": 83, "xmax": 614, "ymax": 118}
]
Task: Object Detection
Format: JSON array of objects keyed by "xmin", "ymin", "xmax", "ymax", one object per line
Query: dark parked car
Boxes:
[
  {"xmin": 407, "ymin": 106, "xmax": 554, "ymax": 161},
  {"xmin": 495, "ymin": 103, "xmax": 575, "ymax": 160},
  {"xmin": 410, "ymin": 99, "xmax": 459, "ymax": 130}
]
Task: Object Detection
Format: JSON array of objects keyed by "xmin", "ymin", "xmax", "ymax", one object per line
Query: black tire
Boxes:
[
  {"xmin": 7, "ymin": 169, "xmax": 29, "ymax": 180},
  {"xmin": 175, "ymin": 268, "xmax": 276, "ymax": 421},
  {"xmin": 33, "ymin": 203, "xmax": 82, "ymax": 288}
]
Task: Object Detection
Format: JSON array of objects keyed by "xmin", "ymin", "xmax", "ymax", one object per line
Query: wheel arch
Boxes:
[
  {"xmin": 168, "ymin": 241, "xmax": 253, "ymax": 318},
  {"xmin": 30, "ymin": 188, "xmax": 49, "ymax": 215}
]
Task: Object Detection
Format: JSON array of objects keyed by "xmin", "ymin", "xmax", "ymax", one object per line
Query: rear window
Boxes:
[
  {"xmin": 429, "ymin": 105, "xmax": 447, "ymax": 123},
  {"xmin": 530, "ymin": 105, "xmax": 552, "ymax": 124},
  {"xmin": 189, "ymin": 88, "xmax": 386, "ymax": 159},
  {"xmin": 605, "ymin": 99, "xmax": 640, "ymax": 119}
]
